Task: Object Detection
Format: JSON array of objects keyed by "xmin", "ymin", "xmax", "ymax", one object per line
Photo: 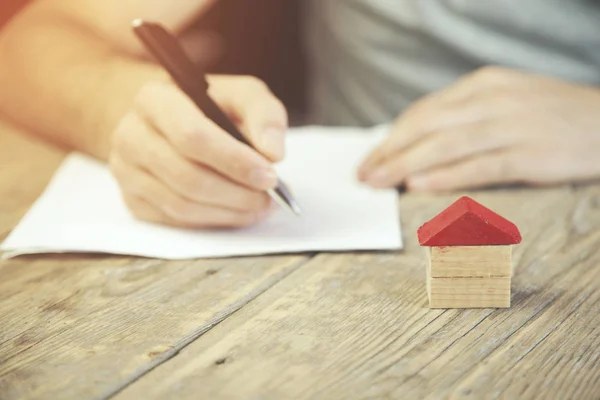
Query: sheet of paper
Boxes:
[{"xmin": 1, "ymin": 125, "xmax": 403, "ymax": 259}]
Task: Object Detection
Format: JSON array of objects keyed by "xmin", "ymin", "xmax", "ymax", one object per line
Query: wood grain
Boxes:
[
  {"xmin": 426, "ymin": 246, "xmax": 512, "ymax": 309},
  {"xmin": 0, "ymin": 254, "xmax": 309, "ymax": 399},
  {"xmin": 448, "ymin": 259, "xmax": 600, "ymax": 400},
  {"xmin": 427, "ymin": 276, "xmax": 511, "ymax": 309},
  {"xmin": 114, "ymin": 188, "xmax": 600, "ymax": 400},
  {"xmin": 428, "ymin": 245, "xmax": 512, "ymax": 278},
  {"xmin": 2, "ymin": 119, "xmax": 600, "ymax": 400},
  {"xmin": 0, "ymin": 121, "xmax": 311, "ymax": 399}
]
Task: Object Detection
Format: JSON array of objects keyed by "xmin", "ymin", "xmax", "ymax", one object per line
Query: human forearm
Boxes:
[
  {"xmin": 0, "ymin": 10, "xmax": 169, "ymax": 159},
  {"xmin": 0, "ymin": 0, "xmax": 294, "ymax": 231}
]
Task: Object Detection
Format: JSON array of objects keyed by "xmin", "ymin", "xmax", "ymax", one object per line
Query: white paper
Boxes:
[{"xmin": 1, "ymin": 125, "xmax": 403, "ymax": 259}]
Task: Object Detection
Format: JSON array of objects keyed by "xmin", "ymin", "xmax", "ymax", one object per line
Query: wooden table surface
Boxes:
[{"xmin": 1, "ymin": 120, "xmax": 599, "ymax": 400}]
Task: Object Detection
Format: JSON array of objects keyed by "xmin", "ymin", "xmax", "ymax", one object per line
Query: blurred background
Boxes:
[
  {"xmin": 196, "ymin": 0, "xmax": 307, "ymax": 125},
  {"xmin": 0, "ymin": 0, "xmax": 308, "ymax": 124}
]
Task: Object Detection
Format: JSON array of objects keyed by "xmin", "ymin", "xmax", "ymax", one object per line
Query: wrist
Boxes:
[{"xmin": 90, "ymin": 56, "xmax": 169, "ymax": 160}]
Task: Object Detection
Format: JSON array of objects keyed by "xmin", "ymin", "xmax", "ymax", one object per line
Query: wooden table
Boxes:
[{"xmin": 1, "ymin": 120, "xmax": 599, "ymax": 400}]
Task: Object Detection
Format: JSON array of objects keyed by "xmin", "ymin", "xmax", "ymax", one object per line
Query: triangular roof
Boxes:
[{"xmin": 418, "ymin": 196, "xmax": 522, "ymax": 246}]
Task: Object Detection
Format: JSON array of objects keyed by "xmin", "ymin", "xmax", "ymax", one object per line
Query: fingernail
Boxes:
[
  {"xmin": 408, "ymin": 174, "xmax": 429, "ymax": 190},
  {"xmin": 366, "ymin": 167, "xmax": 389, "ymax": 187},
  {"xmin": 262, "ymin": 128, "xmax": 285, "ymax": 159},
  {"xmin": 250, "ymin": 167, "xmax": 277, "ymax": 188}
]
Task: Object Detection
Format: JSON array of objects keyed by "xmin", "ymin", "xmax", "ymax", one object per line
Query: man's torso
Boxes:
[{"xmin": 305, "ymin": 0, "xmax": 600, "ymax": 126}]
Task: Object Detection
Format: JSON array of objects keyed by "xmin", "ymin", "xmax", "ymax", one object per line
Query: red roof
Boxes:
[{"xmin": 417, "ymin": 196, "xmax": 522, "ymax": 246}]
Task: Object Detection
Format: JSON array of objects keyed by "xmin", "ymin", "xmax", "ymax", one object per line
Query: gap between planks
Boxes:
[
  {"xmin": 103, "ymin": 253, "xmax": 317, "ymax": 400},
  {"xmin": 111, "ymin": 208, "xmax": 600, "ymax": 400}
]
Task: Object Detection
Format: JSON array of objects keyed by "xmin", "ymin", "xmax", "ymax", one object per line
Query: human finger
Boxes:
[
  {"xmin": 358, "ymin": 66, "xmax": 524, "ymax": 177},
  {"xmin": 208, "ymin": 75, "xmax": 289, "ymax": 162},
  {"xmin": 363, "ymin": 119, "xmax": 518, "ymax": 188},
  {"xmin": 405, "ymin": 150, "xmax": 519, "ymax": 192},
  {"xmin": 133, "ymin": 81, "xmax": 277, "ymax": 191},
  {"xmin": 110, "ymin": 154, "xmax": 270, "ymax": 228},
  {"xmin": 115, "ymin": 111, "xmax": 272, "ymax": 212}
]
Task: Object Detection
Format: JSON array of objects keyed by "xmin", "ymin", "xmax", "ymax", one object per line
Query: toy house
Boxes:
[{"xmin": 417, "ymin": 196, "xmax": 522, "ymax": 309}]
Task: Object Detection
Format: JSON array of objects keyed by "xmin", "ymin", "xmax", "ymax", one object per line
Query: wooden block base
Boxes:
[
  {"xmin": 425, "ymin": 246, "xmax": 512, "ymax": 309},
  {"xmin": 427, "ymin": 276, "xmax": 511, "ymax": 308}
]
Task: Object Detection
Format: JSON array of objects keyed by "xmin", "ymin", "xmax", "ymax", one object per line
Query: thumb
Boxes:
[{"xmin": 208, "ymin": 76, "xmax": 288, "ymax": 162}]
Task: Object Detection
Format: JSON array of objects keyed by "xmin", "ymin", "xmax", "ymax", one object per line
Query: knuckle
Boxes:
[
  {"xmin": 473, "ymin": 66, "xmax": 505, "ymax": 83},
  {"xmin": 393, "ymin": 154, "xmax": 411, "ymax": 174},
  {"xmin": 430, "ymin": 134, "xmax": 462, "ymax": 162},
  {"xmin": 403, "ymin": 101, "xmax": 434, "ymax": 134},
  {"xmin": 184, "ymin": 171, "xmax": 212, "ymax": 199},
  {"xmin": 165, "ymin": 197, "xmax": 196, "ymax": 221},
  {"xmin": 207, "ymin": 210, "xmax": 255, "ymax": 229},
  {"xmin": 460, "ymin": 120, "xmax": 493, "ymax": 151},
  {"xmin": 224, "ymin": 151, "xmax": 254, "ymax": 181},
  {"xmin": 168, "ymin": 163, "xmax": 192, "ymax": 186},
  {"xmin": 239, "ymin": 192, "xmax": 270, "ymax": 211},
  {"xmin": 174, "ymin": 124, "xmax": 204, "ymax": 153},
  {"xmin": 236, "ymin": 211, "xmax": 261, "ymax": 227},
  {"xmin": 133, "ymin": 177, "xmax": 154, "ymax": 198},
  {"xmin": 110, "ymin": 113, "xmax": 152, "ymax": 165},
  {"xmin": 241, "ymin": 75, "xmax": 269, "ymax": 92},
  {"xmin": 143, "ymin": 141, "xmax": 163, "ymax": 168}
]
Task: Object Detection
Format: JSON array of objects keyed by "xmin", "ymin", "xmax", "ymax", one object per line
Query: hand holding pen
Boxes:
[
  {"xmin": 107, "ymin": 22, "xmax": 299, "ymax": 229},
  {"xmin": 132, "ymin": 20, "xmax": 300, "ymax": 216}
]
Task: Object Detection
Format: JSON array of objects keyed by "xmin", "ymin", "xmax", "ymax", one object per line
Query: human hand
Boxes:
[
  {"xmin": 109, "ymin": 75, "xmax": 287, "ymax": 228},
  {"xmin": 358, "ymin": 67, "xmax": 600, "ymax": 191}
]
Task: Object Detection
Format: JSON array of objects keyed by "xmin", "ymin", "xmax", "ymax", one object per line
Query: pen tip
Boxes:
[
  {"xmin": 290, "ymin": 202, "xmax": 302, "ymax": 216},
  {"xmin": 267, "ymin": 184, "xmax": 301, "ymax": 216}
]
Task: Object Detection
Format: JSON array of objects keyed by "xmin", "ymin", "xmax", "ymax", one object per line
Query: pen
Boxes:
[{"xmin": 131, "ymin": 19, "xmax": 301, "ymax": 216}]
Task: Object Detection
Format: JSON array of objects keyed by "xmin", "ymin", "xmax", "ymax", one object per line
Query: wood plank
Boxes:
[
  {"xmin": 0, "ymin": 254, "xmax": 309, "ymax": 400},
  {"xmin": 447, "ymin": 260, "xmax": 600, "ymax": 399},
  {"xmin": 0, "ymin": 121, "xmax": 312, "ymax": 399},
  {"xmin": 428, "ymin": 245, "xmax": 512, "ymax": 278},
  {"xmin": 114, "ymin": 187, "xmax": 600, "ymax": 399}
]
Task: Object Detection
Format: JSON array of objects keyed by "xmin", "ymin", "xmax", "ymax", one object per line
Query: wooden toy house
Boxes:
[{"xmin": 417, "ymin": 196, "xmax": 522, "ymax": 308}]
